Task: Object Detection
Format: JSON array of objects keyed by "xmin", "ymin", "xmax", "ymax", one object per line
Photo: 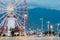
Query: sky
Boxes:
[
  {"xmin": 27, "ymin": 0, "xmax": 60, "ymax": 10},
  {"xmin": 0, "ymin": 0, "xmax": 60, "ymax": 10}
]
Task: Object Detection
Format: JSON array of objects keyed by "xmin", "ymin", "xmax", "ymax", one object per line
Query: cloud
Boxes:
[{"xmin": 27, "ymin": 0, "xmax": 60, "ymax": 10}]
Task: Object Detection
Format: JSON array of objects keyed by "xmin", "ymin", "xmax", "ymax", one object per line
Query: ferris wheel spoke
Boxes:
[
  {"xmin": 0, "ymin": 1, "xmax": 6, "ymax": 8},
  {"xmin": 4, "ymin": 20, "xmax": 7, "ymax": 25},
  {"xmin": 0, "ymin": 5, "xmax": 6, "ymax": 9},
  {"xmin": 0, "ymin": 0, "xmax": 7, "ymax": 4},
  {"xmin": 17, "ymin": 16, "xmax": 23, "ymax": 23},
  {"xmin": 16, "ymin": 3, "xmax": 24, "ymax": 8},
  {"xmin": 20, "ymin": 21, "xmax": 24, "ymax": 25},
  {"xmin": 16, "ymin": 3, "xmax": 22, "ymax": 8},
  {"xmin": 0, "ymin": 3, "xmax": 6, "ymax": 14},
  {"xmin": 0, "ymin": 5, "xmax": 6, "ymax": 10},
  {"xmin": 16, "ymin": 17, "xmax": 20, "ymax": 27},
  {"xmin": 16, "ymin": 0, "xmax": 27, "ymax": 8},
  {"xmin": 10, "ymin": 0, "xmax": 16, "ymax": 6},
  {"xmin": 1, "ymin": 16, "xmax": 7, "ymax": 25},
  {"xmin": 15, "ymin": 0, "xmax": 24, "ymax": 8},
  {"xmin": 17, "ymin": 20, "xmax": 21, "ymax": 26},
  {"xmin": 0, "ymin": 7, "xmax": 6, "ymax": 12},
  {"xmin": 17, "ymin": 19, "xmax": 23, "ymax": 26},
  {"xmin": 0, "ymin": 12, "xmax": 6, "ymax": 14},
  {"xmin": 15, "ymin": 14, "xmax": 21, "ymax": 26},
  {"xmin": 15, "ymin": 9, "xmax": 26, "ymax": 13},
  {"xmin": 17, "ymin": 23, "xmax": 20, "ymax": 27},
  {"xmin": 16, "ymin": 11, "xmax": 27, "ymax": 16},
  {"xmin": 16, "ymin": 12, "xmax": 24, "ymax": 18},
  {"xmin": 14, "ymin": 0, "xmax": 20, "ymax": 4},
  {"xmin": 16, "ymin": 13, "xmax": 24, "ymax": 26},
  {"xmin": 1, "ymin": 0, "xmax": 7, "ymax": 6},
  {"xmin": 0, "ymin": 10, "xmax": 6, "ymax": 14},
  {"xmin": 16, "ymin": 10, "xmax": 26, "ymax": 13},
  {"xmin": 15, "ymin": 6, "xmax": 23, "ymax": 10},
  {"xmin": 14, "ymin": 0, "xmax": 19, "ymax": 6},
  {"xmin": 18, "ymin": 19, "xmax": 24, "ymax": 26},
  {"xmin": 0, "ymin": 14, "xmax": 6, "ymax": 20}
]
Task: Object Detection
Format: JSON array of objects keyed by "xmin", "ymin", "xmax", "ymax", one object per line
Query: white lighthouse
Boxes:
[
  {"xmin": 7, "ymin": 17, "xmax": 16, "ymax": 36},
  {"xmin": 6, "ymin": 4, "xmax": 16, "ymax": 36}
]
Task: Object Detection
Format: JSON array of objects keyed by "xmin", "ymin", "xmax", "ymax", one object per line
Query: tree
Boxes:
[{"xmin": 43, "ymin": 30, "xmax": 55, "ymax": 36}]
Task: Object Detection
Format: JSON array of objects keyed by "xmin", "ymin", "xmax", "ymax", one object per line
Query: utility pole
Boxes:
[
  {"xmin": 47, "ymin": 21, "xmax": 50, "ymax": 36},
  {"xmin": 24, "ymin": 14, "xmax": 27, "ymax": 36},
  {"xmin": 50, "ymin": 25, "xmax": 53, "ymax": 36},
  {"xmin": 40, "ymin": 18, "xmax": 43, "ymax": 36},
  {"xmin": 56, "ymin": 23, "xmax": 60, "ymax": 36}
]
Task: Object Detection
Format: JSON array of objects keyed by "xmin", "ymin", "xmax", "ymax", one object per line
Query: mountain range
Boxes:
[{"xmin": 26, "ymin": 7, "xmax": 60, "ymax": 31}]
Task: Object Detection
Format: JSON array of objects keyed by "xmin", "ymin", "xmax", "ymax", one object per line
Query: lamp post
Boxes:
[
  {"xmin": 24, "ymin": 14, "xmax": 27, "ymax": 36},
  {"xmin": 50, "ymin": 25, "xmax": 53, "ymax": 36},
  {"xmin": 56, "ymin": 23, "xmax": 60, "ymax": 36},
  {"xmin": 47, "ymin": 21, "xmax": 50, "ymax": 36},
  {"xmin": 40, "ymin": 18, "xmax": 43, "ymax": 36}
]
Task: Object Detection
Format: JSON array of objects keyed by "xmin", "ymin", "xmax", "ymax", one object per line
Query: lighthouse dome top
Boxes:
[
  {"xmin": 6, "ymin": 4, "xmax": 15, "ymax": 15},
  {"xmin": 7, "ymin": 4, "xmax": 15, "ymax": 11}
]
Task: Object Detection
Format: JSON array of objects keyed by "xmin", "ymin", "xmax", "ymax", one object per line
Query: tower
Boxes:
[{"xmin": 6, "ymin": 4, "xmax": 16, "ymax": 36}]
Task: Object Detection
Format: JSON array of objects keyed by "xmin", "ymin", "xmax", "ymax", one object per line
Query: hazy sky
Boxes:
[
  {"xmin": 0, "ymin": 0, "xmax": 60, "ymax": 10},
  {"xmin": 27, "ymin": 0, "xmax": 60, "ymax": 10}
]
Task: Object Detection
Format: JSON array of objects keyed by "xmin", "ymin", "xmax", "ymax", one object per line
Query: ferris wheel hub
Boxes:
[{"xmin": 6, "ymin": 4, "xmax": 15, "ymax": 15}]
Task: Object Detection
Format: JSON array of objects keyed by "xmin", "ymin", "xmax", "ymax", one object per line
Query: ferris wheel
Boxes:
[{"xmin": 0, "ymin": 0, "xmax": 28, "ymax": 32}]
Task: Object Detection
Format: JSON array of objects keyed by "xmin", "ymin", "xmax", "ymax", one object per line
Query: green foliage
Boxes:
[{"xmin": 43, "ymin": 30, "xmax": 55, "ymax": 35}]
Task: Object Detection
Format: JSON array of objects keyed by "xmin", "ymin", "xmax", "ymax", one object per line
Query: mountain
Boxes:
[
  {"xmin": 26, "ymin": 7, "xmax": 60, "ymax": 31},
  {"xmin": 0, "ymin": 7, "xmax": 60, "ymax": 32}
]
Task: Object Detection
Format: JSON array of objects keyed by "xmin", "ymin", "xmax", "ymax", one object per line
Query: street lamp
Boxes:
[
  {"xmin": 46, "ymin": 21, "xmax": 50, "ymax": 36},
  {"xmin": 56, "ymin": 23, "xmax": 60, "ymax": 36},
  {"xmin": 50, "ymin": 25, "xmax": 53, "ymax": 36},
  {"xmin": 40, "ymin": 18, "xmax": 43, "ymax": 36},
  {"xmin": 24, "ymin": 14, "xmax": 27, "ymax": 36},
  {"xmin": 24, "ymin": 14, "xmax": 27, "ymax": 28}
]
